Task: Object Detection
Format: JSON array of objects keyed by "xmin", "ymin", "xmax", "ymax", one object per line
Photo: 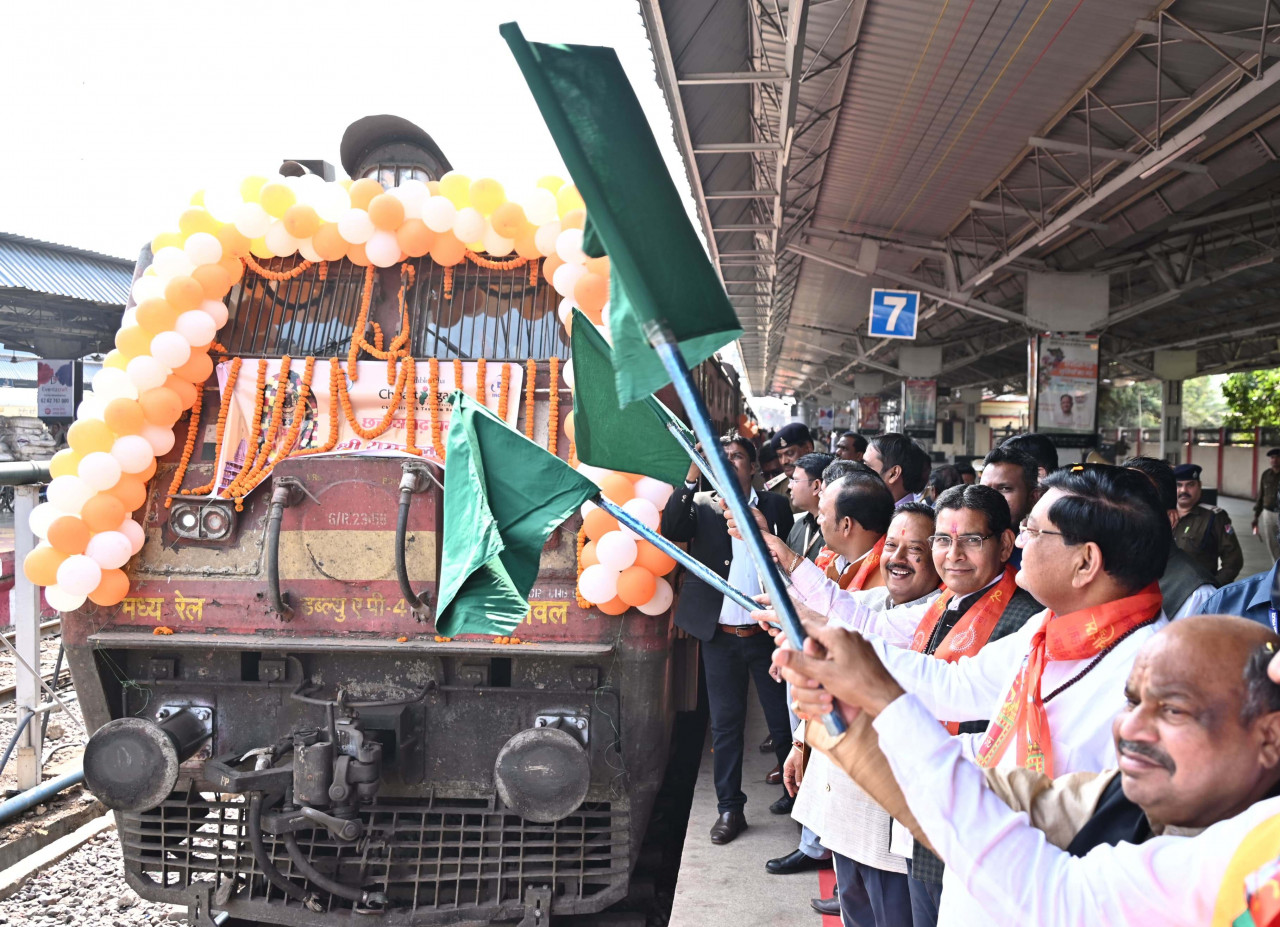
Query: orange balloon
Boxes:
[
  {"xmin": 617, "ymin": 565, "xmax": 657, "ymax": 607},
  {"xmin": 82, "ymin": 493, "xmax": 127, "ymax": 534},
  {"xmin": 543, "ymin": 254, "xmax": 564, "ymax": 282},
  {"xmin": 514, "ymin": 225, "xmax": 541, "ymax": 260},
  {"xmin": 111, "ymin": 475, "xmax": 148, "ymax": 513},
  {"xmin": 49, "ymin": 448, "xmax": 83, "ymax": 479},
  {"xmin": 283, "ymin": 204, "xmax": 321, "ymax": 239},
  {"xmin": 491, "ymin": 202, "xmax": 526, "ymax": 239},
  {"xmin": 23, "ymin": 545, "xmax": 66, "ymax": 587},
  {"xmin": 165, "ymin": 275, "xmax": 204, "ymax": 313},
  {"xmin": 346, "ymin": 241, "xmax": 370, "ymax": 266},
  {"xmin": 173, "ymin": 350, "xmax": 214, "ymax": 384},
  {"xmin": 165, "ymin": 375, "xmax": 198, "ymax": 408},
  {"xmin": 585, "ymin": 255, "xmax": 610, "ymax": 276},
  {"xmin": 139, "ymin": 387, "xmax": 183, "ymax": 426},
  {"xmin": 192, "ymin": 263, "xmax": 233, "ymax": 300},
  {"xmin": 48, "ymin": 516, "xmax": 91, "ymax": 555},
  {"xmin": 312, "ymin": 223, "xmax": 348, "ymax": 261},
  {"xmin": 139, "ymin": 458, "xmax": 157, "ymax": 481},
  {"xmin": 580, "ymin": 540, "xmax": 599, "ymax": 569},
  {"xmin": 596, "ymin": 596, "xmax": 629, "ymax": 616},
  {"xmin": 634, "ymin": 539, "xmax": 676, "ymax": 576},
  {"xmin": 367, "ymin": 193, "xmax": 405, "ymax": 231},
  {"xmin": 215, "ymin": 223, "xmax": 252, "ymax": 258},
  {"xmin": 583, "ymin": 506, "xmax": 619, "ymax": 541},
  {"xmin": 574, "ymin": 273, "xmax": 608, "ymax": 318},
  {"xmin": 104, "ymin": 398, "xmax": 146, "ymax": 435},
  {"xmin": 564, "ymin": 411, "xmax": 576, "ymax": 442},
  {"xmin": 136, "ymin": 298, "xmax": 178, "ymax": 333},
  {"xmin": 348, "ymin": 177, "xmax": 383, "ymax": 210},
  {"xmin": 219, "ymin": 254, "xmax": 244, "ymax": 284},
  {"xmin": 88, "ymin": 569, "xmax": 130, "ymax": 607},
  {"xmin": 561, "ymin": 209, "xmax": 586, "ymax": 231},
  {"xmin": 396, "ymin": 218, "xmax": 436, "ymax": 257},
  {"xmin": 429, "ymin": 233, "xmax": 466, "ymax": 267},
  {"xmin": 115, "ymin": 324, "xmax": 153, "ymax": 357},
  {"xmin": 598, "ymin": 473, "xmax": 635, "ymax": 505},
  {"xmin": 68, "ymin": 418, "xmax": 116, "ymax": 455}
]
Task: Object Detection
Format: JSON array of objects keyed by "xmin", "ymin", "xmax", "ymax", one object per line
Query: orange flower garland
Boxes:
[
  {"xmin": 219, "ymin": 359, "xmax": 268, "ymax": 508},
  {"xmin": 253, "ymin": 355, "xmax": 317, "ymax": 482},
  {"xmin": 292, "ymin": 359, "xmax": 342, "ymax": 458},
  {"xmin": 575, "ymin": 526, "xmax": 591, "ymax": 609},
  {"xmin": 464, "ymin": 251, "xmax": 529, "ymax": 271},
  {"xmin": 181, "ymin": 357, "xmax": 241, "ymax": 496},
  {"xmin": 164, "ymin": 384, "xmax": 204, "ymax": 508},
  {"xmin": 224, "ymin": 357, "xmax": 291, "ymax": 509},
  {"xmin": 346, "ymin": 265, "xmax": 377, "ymax": 378},
  {"xmin": 403, "ymin": 357, "xmax": 422, "ymax": 456},
  {"xmin": 547, "ymin": 356, "xmax": 560, "ymax": 458},
  {"xmin": 337, "ymin": 356, "xmax": 411, "ymax": 441},
  {"xmin": 452, "ymin": 358, "xmax": 463, "ymax": 403},
  {"xmin": 524, "ymin": 359, "xmax": 537, "ymax": 440},
  {"xmin": 428, "ymin": 358, "xmax": 445, "ymax": 460},
  {"xmin": 475, "ymin": 357, "xmax": 487, "ymax": 406},
  {"xmin": 243, "ymin": 255, "xmax": 317, "ymax": 281},
  {"xmin": 497, "ymin": 363, "xmax": 511, "ymax": 421}
]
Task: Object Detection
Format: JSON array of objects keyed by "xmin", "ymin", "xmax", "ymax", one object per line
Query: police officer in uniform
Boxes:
[
  {"xmin": 1251, "ymin": 447, "xmax": 1280, "ymax": 563},
  {"xmin": 1173, "ymin": 463, "xmax": 1245, "ymax": 587}
]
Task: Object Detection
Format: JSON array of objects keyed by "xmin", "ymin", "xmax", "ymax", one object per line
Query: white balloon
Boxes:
[
  {"xmin": 234, "ymin": 201, "xmax": 271, "ymax": 239},
  {"xmin": 198, "ymin": 299, "xmax": 230, "ymax": 329},
  {"xmin": 297, "ymin": 238, "xmax": 323, "ymax": 263},
  {"xmin": 578, "ymin": 563, "xmax": 619, "ymax": 604},
  {"xmin": 553, "ymin": 262, "xmax": 588, "ymax": 299},
  {"xmin": 619, "ymin": 497, "xmax": 661, "ymax": 540},
  {"xmin": 633, "ymin": 476, "xmax": 674, "ymax": 510},
  {"xmin": 46, "ymin": 475, "xmax": 95, "ymax": 514},
  {"xmin": 422, "ymin": 196, "xmax": 457, "ymax": 234},
  {"xmin": 575, "ymin": 462, "xmax": 609, "ymax": 487},
  {"xmin": 601, "ymin": 300, "xmax": 611, "ymax": 329},
  {"xmin": 141, "ymin": 424, "xmax": 176, "ymax": 456},
  {"xmin": 79, "ymin": 451, "xmax": 122, "ymax": 491},
  {"xmin": 534, "ymin": 221, "xmax": 561, "ymax": 257},
  {"xmin": 291, "ymin": 172, "xmax": 326, "ymax": 205},
  {"xmin": 391, "ymin": 180, "xmax": 429, "ymax": 218},
  {"xmin": 44, "ymin": 585, "xmax": 86, "ymax": 612},
  {"xmin": 337, "ymin": 208, "xmax": 375, "ymax": 244},
  {"xmin": 638, "ymin": 576, "xmax": 674, "ymax": 616},
  {"xmin": 56, "ymin": 554, "xmax": 101, "ymax": 597},
  {"xmin": 580, "ymin": 499, "xmax": 599, "ymax": 520},
  {"xmin": 152, "ymin": 246, "xmax": 194, "ymax": 279},
  {"xmin": 481, "ymin": 224, "xmax": 514, "ymax": 257},
  {"xmin": 77, "ymin": 396, "xmax": 107, "ymax": 421},
  {"xmin": 453, "ymin": 207, "xmax": 485, "ymax": 243},
  {"xmin": 131, "ymin": 275, "xmax": 166, "ymax": 305},
  {"xmin": 203, "ymin": 185, "xmax": 244, "ymax": 223},
  {"xmin": 117, "ymin": 517, "xmax": 145, "ymax": 555},
  {"xmin": 183, "ymin": 232, "xmax": 222, "ymax": 267},
  {"xmin": 315, "ymin": 182, "xmax": 353, "ymax": 223},
  {"xmin": 120, "ymin": 307, "xmax": 138, "ymax": 329},
  {"xmin": 127, "ymin": 356, "xmax": 169, "ymax": 393},
  {"xmin": 596, "ymin": 530, "xmax": 638, "ymax": 570},
  {"xmin": 594, "ymin": 322, "xmax": 612, "ymax": 346},
  {"xmin": 151, "ymin": 331, "xmax": 191, "ymax": 369},
  {"xmin": 520, "ymin": 188, "xmax": 559, "ymax": 226},
  {"xmin": 556, "ymin": 228, "xmax": 587, "ymax": 264},
  {"xmin": 264, "ymin": 220, "xmax": 299, "ymax": 257},
  {"xmin": 93, "ymin": 367, "xmax": 137, "ymax": 401},
  {"xmin": 112, "ymin": 435, "xmax": 155, "ymax": 474},
  {"xmin": 85, "ymin": 531, "xmax": 132, "ymax": 570},
  {"xmin": 175, "ymin": 310, "xmax": 217, "ymax": 346},
  {"xmin": 28, "ymin": 502, "xmax": 61, "ymax": 539},
  {"xmin": 557, "ymin": 298, "xmax": 579, "ymax": 328},
  {"xmin": 562, "ymin": 360, "xmax": 575, "ymax": 391},
  {"xmin": 366, "ymin": 230, "xmax": 401, "ymax": 267}
]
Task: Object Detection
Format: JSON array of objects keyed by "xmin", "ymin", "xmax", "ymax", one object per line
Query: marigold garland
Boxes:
[
  {"xmin": 443, "ymin": 266, "xmax": 453, "ymax": 300},
  {"xmin": 337, "ymin": 355, "xmax": 412, "ymax": 441},
  {"xmin": 219, "ymin": 359, "xmax": 268, "ymax": 509},
  {"xmin": 464, "ymin": 251, "xmax": 529, "ymax": 271},
  {"xmin": 524, "ymin": 359, "xmax": 537, "ymax": 440},
  {"xmin": 428, "ymin": 357, "xmax": 445, "ymax": 460},
  {"xmin": 164, "ymin": 384, "xmax": 204, "ymax": 508},
  {"xmin": 290, "ymin": 358, "xmax": 342, "ymax": 458},
  {"xmin": 403, "ymin": 357, "xmax": 422, "ymax": 456},
  {"xmin": 346, "ymin": 265, "xmax": 377, "ymax": 378},
  {"xmin": 496, "ymin": 363, "xmax": 511, "ymax": 421},
  {"xmin": 575, "ymin": 526, "xmax": 591, "ymax": 609},
  {"xmin": 181, "ymin": 357, "xmax": 241, "ymax": 496},
  {"xmin": 547, "ymin": 356, "xmax": 560, "ymax": 458},
  {"xmin": 224, "ymin": 357, "xmax": 290, "ymax": 509},
  {"xmin": 475, "ymin": 357, "xmax": 487, "ymax": 406},
  {"xmin": 243, "ymin": 255, "xmax": 317, "ymax": 281}
]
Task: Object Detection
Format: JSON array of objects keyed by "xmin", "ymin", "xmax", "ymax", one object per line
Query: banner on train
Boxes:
[{"xmin": 208, "ymin": 360, "xmax": 525, "ymax": 497}]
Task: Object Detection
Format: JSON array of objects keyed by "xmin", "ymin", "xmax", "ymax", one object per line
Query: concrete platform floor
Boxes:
[{"xmin": 669, "ymin": 684, "xmax": 823, "ymax": 927}]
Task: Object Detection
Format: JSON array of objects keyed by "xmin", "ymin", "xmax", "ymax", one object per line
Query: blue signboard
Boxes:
[{"xmin": 868, "ymin": 289, "xmax": 920, "ymax": 339}]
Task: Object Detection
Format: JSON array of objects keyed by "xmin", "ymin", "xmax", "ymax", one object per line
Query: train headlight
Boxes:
[{"xmin": 168, "ymin": 499, "xmax": 236, "ymax": 542}]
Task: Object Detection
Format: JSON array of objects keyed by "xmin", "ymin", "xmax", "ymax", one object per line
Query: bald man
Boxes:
[{"xmin": 775, "ymin": 616, "xmax": 1280, "ymax": 926}]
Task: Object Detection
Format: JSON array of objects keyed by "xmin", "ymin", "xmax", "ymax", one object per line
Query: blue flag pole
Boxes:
[{"xmin": 644, "ymin": 323, "xmax": 846, "ymax": 737}]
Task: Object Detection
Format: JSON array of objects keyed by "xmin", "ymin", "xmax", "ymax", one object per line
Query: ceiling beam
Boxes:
[
  {"xmin": 1028, "ymin": 136, "xmax": 1207, "ymax": 174},
  {"xmin": 677, "ymin": 70, "xmax": 789, "ymax": 85}
]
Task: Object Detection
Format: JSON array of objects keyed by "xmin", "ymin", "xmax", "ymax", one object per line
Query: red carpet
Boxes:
[{"xmin": 818, "ymin": 868, "xmax": 840, "ymax": 926}]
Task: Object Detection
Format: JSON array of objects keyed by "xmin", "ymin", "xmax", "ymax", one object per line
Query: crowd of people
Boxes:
[{"xmin": 660, "ymin": 424, "xmax": 1280, "ymax": 927}]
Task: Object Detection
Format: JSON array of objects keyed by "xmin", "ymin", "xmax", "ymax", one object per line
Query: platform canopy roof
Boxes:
[{"xmin": 640, "ymin": 0, "xmax": 1280, "ymax": 401}]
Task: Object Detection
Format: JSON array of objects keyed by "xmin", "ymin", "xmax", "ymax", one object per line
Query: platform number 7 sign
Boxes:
[{"xmin": 867, "ymin": 289, "xmax": 920, "ymax": 340}]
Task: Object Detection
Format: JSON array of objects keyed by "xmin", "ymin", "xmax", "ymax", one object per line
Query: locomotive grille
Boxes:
[
  {"xmin": 219, "ymin": 255, "xmax": 569, "ymax": 361},
  {"xmin": 118, "ymin": 791, "xmax": 629, "ymax": 918}
]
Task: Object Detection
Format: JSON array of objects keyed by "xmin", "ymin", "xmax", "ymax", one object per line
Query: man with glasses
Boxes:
[{"xmin": 786, "ymin": 453, "xmax": 835, "ymax": 565}]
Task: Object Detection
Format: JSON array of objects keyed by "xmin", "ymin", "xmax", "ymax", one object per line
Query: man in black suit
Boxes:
[{"xmin": 661, "ymin": 432, "xmax": 794, "ymax": 845}]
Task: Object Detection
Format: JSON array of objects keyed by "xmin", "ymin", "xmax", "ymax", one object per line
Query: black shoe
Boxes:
[
  {"xmin": 709, "ymin": 810, "xmax": 747, "ymax": 845},
  {"xmin": 765, "ymin": 849, "xmax": 833, "ymax": 875},
  {"xmin": 766, "ymin": 763, "xmax": 783, "ymax": 785},
  {"xmin": 768, "ymin": 793, "xmax": 794, "ymax": 815},
  {"xmin": 759, "ymin": 734, "xmax": 777, "ymax": 753},
  {"xmin": 811, "ymin": 895, "xmax": 840, "ymax": 916}
]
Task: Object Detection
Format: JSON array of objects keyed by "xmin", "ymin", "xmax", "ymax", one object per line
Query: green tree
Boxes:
[
  {"xmin": 1181, "ymin": 374, "xmax": 1229, "ymax": 428},
  {"xmin": 1098, "ymin": 381, "xmax": 1161, "ymax": 431},
  {"xmin": 1223, "ymin": 370, "xmax": 1280, "ymax": 428}
]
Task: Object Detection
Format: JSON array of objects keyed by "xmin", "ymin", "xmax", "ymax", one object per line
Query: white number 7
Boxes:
[{"xmin": 884, "ymin": 295, "xmax": 909, "ymax": 332}]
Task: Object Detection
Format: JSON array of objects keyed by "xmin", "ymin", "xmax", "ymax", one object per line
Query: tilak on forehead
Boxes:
[{"xmin": 940, "ymin": 514, "xmax": 962, "ymax": 535}]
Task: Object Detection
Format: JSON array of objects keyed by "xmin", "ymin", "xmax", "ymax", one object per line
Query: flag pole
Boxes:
[
  {"xmin": 595, "ymin": 496, "xmax": 768, "ymax": 618},
  {"xmin": 643, "ymin": 322, "xmax": 846, "ymax": 737}
]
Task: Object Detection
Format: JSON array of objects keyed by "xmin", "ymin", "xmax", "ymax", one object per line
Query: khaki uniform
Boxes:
[
  {"xmin": 1253, "ymin": 468, "xmax": 1280, "ymax": 563},
  {"xmin": 1174, "ymin": 503, "xmax": 1244, "ymax": 587}
]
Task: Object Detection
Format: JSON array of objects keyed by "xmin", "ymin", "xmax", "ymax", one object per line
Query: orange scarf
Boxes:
[
  {"xmin": 911, "ymin": 566, "xmax": 1021, "ymax": 733},
  {"xmin": 976, "ymin": 583, "xmax": 1162, "ymax": 777},
  {"xmin": 834, "ymin": 536, "xmax": 885, "ymax": 591}
]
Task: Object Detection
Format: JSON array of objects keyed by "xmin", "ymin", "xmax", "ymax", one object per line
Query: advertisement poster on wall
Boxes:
[
  {"xmin": 901, "ymin": 379, "xmax": 937, "ymax": 439},
  {"xmin": 857, "ymin": 396, "xmax": 882, "ymax": 434},
  {"xmin": 36, "ymin": 360, "xmax": 75, "ymax": 418},
  {"xmin": 817, "ymin": 406, "xmax": 835, "ymax": 432},
  {"xmin": 1031, "ymin": 334, "xmax": 1099, "ymax": 447}
]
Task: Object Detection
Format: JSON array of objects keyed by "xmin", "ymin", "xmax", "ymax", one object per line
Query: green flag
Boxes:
[
  {"xmin": 501, "ymin": 23, "xmax": 743, "ymax": 407},
  {"xmin": 435, "ymin": 391, "xmax": 599, "ymax": 637},
  {"xmin": 570, "ymin": 308, "xmax": 693, "ymax": 486}
]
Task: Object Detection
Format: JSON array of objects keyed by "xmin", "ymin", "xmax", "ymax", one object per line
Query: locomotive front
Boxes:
[{"xmin": 58, "ymin": 117, "xmax": 677, "ymax": 927}]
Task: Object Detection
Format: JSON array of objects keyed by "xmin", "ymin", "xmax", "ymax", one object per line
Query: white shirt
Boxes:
[
  {"xmin": 1173, "ymin": 583, "xmax": 1216, "ymax": 620},
  {"xmin": 791, "ymin": 557, "xmax": 937, "ymax": 647},
  {"xmin": 718, "ymin": 488, "xmax": 762, "ymax": 626},
  {"xmin": 874, "ymin": 693, "xmax": 1280, "ymax": 927}
]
